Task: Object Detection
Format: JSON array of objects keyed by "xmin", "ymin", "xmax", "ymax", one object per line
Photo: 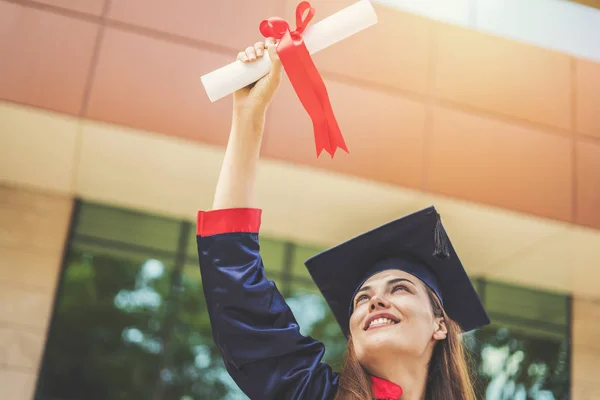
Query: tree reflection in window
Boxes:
[
  {"xmin": 471, "ymin": 325, "xmax": 569, "ymax": 400},
  {"xmin": 39, "ymin": 250, "xmax": 172, "ymax": 400}
]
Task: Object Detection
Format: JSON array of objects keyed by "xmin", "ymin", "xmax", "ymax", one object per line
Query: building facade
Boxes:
[{"xmin": 1, "ymin": 0, "xmax": 599, "ymax": 399}]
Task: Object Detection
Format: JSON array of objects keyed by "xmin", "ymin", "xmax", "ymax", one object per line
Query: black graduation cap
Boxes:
[{"xmin": 304, "ymin": 206, "xmax": 490, "ymax": 337}]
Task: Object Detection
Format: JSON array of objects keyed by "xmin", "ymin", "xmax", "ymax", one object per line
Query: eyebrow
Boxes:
[{"xmin": 355, "ymin": 277, "xmax": 416, "ymax": 297}]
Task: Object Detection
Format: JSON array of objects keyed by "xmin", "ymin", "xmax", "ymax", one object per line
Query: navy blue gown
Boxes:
[{"xmin": 196, "ymin": 208, "xmax": 340, "ymax": 400}]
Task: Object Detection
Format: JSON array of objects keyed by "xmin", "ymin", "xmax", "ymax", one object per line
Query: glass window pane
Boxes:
[
  {"xmin": 288, "ymin": 282, "xmax": 346, "ymax": 369},
  {"xmin": 475, "ymin": 281, "xmax": 569, "ymax": 400},
  {"xmin": 259, "ymin": 237, "xmax": 286, "ymax": 276},
  {"xmin": 290, "ymin": 244, "xmax": 324, "ymax": 280},
  {"xmin": 40, "ymin": 245, "xmax": 174, "ymax": 400},
  {"xmin": 484, "ymin": 281, "xmax": 567, "ymax": 328},
  {"xmin": 73, "ymin": 238, "xmax": 171, "ymax": 264},
  {"xmin": 77, "ymin": 203, "xmax": 182, "ymax": 254},
  {"xmin": 474, "ymin": 324, "xmax": 569, "ymax": 400}
]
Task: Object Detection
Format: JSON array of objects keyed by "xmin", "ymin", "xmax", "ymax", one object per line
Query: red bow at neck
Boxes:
[
  {"xmin": 259, "ymin": 1, "xmax": 348, "ymax": 158},
  {"xmin": 371, "ymin": 376, "xmax": 404, "ymax": 400}
]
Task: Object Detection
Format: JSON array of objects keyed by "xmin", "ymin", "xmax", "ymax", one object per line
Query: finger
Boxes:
[
  {"xmin": 245, "ymin": 46, "xmax": 257, "ymax": 61},
  {"xmin": 266, "ymin": 42, "xmax": 280, "ymax": 64},
  {"xmin": 264, "ymin": 37, "xmax": 276, "ymax": 49},
  {"xmin": 237, "ymin": 51, "xmax": 248, "ymax": 62},
  {"xmin": 254, "ymin": 41, "xmax": 265, "ymax": 57},
  {"xmin": 266, "ymin": 44, "xmax": 282, "ymax": 78}
]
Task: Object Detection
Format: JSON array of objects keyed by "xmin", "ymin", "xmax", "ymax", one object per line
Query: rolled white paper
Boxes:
[{"xmin": 200, "ymin": 0, "xmax": 378, "ymax": 102}]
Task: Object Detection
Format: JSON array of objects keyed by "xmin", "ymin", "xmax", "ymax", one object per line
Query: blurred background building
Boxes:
[{"xmin": 1, "ymin": 0, "xmax": 599, "ymax": 399}]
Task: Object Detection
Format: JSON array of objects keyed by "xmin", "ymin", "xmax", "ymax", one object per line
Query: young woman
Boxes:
[{"xmin": 196, "ymin": 38, "xmax": 490, "ymax": 400}]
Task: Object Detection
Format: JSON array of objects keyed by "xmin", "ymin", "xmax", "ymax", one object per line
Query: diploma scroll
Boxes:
[{"xmin": 200, "ymin": 0, "xmax": 378, "ymax": 103}]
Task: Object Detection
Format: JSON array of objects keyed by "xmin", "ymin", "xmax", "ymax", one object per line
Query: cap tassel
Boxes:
[{"xmin": 433, "ymin": 212, "xmax": 450, "ymax": 259}]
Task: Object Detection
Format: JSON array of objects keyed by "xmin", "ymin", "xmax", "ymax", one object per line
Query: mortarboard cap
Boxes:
[{"xmin": 304, "ymin": 206, "xmax": 490, "ymax": 337}]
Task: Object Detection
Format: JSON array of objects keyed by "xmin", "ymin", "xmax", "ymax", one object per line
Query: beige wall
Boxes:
[
  {"xmin": 0, "ymin": 184, "xmax": 73, "ymax": 400},
  {"xmin": 573, "ymin": 297, "xmax": 600, "ymax": 400}
]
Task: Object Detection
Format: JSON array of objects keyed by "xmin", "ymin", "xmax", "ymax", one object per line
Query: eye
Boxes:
[
  {"xmin": 392, "ymin": 284, "xmax": 408, "ymax": 293},
  {"xmin": 355, "ymin": 294, "xmax": 369, "ymax": 305}
]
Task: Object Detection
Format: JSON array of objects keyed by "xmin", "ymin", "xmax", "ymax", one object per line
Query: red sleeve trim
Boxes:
[{"xmin": 197, "ymin": 208, "xmax": 262, "ymax": 236}]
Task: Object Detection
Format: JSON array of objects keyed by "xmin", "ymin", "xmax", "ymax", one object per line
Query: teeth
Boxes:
[{"xmin": 369, "ymin": 318, "xmax": 397, "ymax": 328}]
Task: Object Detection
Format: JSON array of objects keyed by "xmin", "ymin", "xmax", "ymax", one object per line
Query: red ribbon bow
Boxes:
[{"xmin": 260, "ymin": 1, "xmax": 348, "ymax": 158}]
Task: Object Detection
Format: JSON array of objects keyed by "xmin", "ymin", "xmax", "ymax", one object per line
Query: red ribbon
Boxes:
[{"xmin": 260, "ymin": 1, "xmax": 348, "ymax": 158}]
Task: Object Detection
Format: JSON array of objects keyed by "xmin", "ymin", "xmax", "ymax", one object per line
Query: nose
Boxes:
[{"xmin": 369, "ymin": 294, "xmax": 390, "ymax": 311}]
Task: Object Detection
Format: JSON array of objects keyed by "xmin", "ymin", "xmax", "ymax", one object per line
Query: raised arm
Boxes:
[
  {"xmin": 197, "ymin": 39, "xmax": 338, "ymax": 400},
  {"xmin": 212, "ymin": 38, "xmax": 281, "ymax": 210}
]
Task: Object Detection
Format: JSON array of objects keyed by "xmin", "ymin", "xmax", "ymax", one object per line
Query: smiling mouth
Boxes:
[{"xmin": 365, "ymin": 316, "xmax": 400, "ymax": 331}]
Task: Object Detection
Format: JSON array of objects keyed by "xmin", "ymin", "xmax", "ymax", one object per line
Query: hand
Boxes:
[{"xmin": 233, "ymin": 37, "xmax": 283, "ymax": 117}]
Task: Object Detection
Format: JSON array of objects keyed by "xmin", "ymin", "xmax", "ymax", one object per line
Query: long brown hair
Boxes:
[{"xmin": 334, "ymin": 287, "xmax": 477, "ymax": 400}]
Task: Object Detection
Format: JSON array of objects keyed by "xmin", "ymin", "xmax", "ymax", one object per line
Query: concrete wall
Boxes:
[
  {"xmin": 0, "ymin": 184, "xmax": 72, "ymax": 400},
  {"xmin": 573, "ymin": 297, "xmax": 600, "ymax": 399}
]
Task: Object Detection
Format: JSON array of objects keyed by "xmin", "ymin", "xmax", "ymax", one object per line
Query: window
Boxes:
[
  {"xmin": 36, "ymin": 201, "xmax": 570, "ymax": 399},
  {"xmin": 469, "ymin": 281, "xmax": 570, "ymax": 400}
]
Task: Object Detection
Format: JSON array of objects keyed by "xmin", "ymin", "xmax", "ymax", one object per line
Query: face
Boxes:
[{"xmin": 348, "ymin": 269, "xmax": 447, "ymax": 369}]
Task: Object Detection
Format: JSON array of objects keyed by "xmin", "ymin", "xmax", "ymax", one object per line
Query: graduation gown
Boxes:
[{"xmin": 197, "ymin": 208, "xmax": 404, "ymax": 400}]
